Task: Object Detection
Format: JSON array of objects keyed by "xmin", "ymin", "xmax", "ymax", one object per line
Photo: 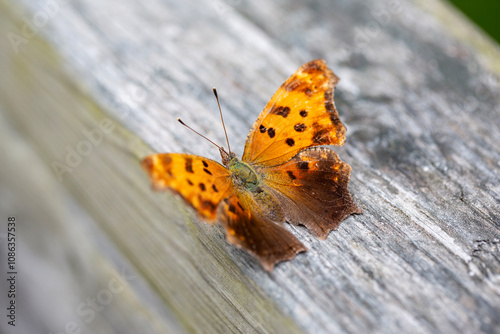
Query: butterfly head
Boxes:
[{"xmin": 220, "ymin": 147, "xmax": 236, "ymax": 166}]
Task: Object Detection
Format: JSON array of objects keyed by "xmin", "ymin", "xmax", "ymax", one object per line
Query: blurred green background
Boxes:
[{"xmin": 448, "ymin": 0, "xmax": 500, "ymax": 43}]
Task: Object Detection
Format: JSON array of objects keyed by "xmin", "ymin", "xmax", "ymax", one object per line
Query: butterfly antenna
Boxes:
[
  {"xmin": 177, "ymin": 118, "xmax": 224, "ymax": 150},
  {"xmin": 213, "ymin": 87, "xmax": 232, "ymax": 156}
]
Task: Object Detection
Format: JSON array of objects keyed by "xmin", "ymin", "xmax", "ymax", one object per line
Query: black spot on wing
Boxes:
[
  {"xmin": 185, "ymin": 157, "xmax": 194, "ymax": 173},
  {"xmin": 294, "ymin": 123, "xmax": 306, "ymax": 132},
  {"xmin": 297, "ymin": 161, "xmax": 309, "ymax": 171},
  {"xmin": 228, "ymin": 203, "xmax": 236, "ymax": 214},
  {"xmin": 271, "ymin": 106, "xmax": 290, "ymax": 118}
]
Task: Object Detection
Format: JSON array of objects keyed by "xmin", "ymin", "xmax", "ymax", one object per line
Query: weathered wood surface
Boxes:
[{"xmin": 1, "ymin": 0, "xmax": 500, "ymax": 333}]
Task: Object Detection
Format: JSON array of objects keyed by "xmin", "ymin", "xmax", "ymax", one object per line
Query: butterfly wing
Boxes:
[
  {"xmin": 218, "ymin": 194, "xmax": 306, "ymax": 271},
  {"xmin": 142, "ymin": 154, "xmax": 233, "ymax": 220},
  {"xmin": 258, "ymin": 147, "xmax": 362, "ymax": 239},
  {"xmin": 242, "ymin": 59, "xmax": 345, "ymax": 167}
]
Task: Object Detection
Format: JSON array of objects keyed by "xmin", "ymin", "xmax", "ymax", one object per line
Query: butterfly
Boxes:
[{"xmin": 142, "ymin": 59, "xmax": 361, "ymax": 271}]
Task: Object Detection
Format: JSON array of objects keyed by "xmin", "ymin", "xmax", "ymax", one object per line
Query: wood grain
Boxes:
[{"xmin": 1, "ymin": 0, "xmax": 499, "ymax": 333}]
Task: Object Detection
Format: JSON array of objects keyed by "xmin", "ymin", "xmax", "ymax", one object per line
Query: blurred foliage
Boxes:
[{"xmin": 448, "ymin": 0, "xmax": 500, "ymax": 44}]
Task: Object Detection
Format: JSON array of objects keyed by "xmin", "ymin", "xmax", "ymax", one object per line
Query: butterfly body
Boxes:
[{"xmin": 142, "ymin": 59, "xmax": 361, "ymax": 271}]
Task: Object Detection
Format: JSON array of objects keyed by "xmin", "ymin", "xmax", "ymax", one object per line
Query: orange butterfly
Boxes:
[{"xmin": 142, "ymin": 59, "xmax": 361, "ymax": 271}]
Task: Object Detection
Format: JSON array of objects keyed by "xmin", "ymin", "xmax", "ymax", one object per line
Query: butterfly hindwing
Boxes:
[
  {"xmin": 142, "ymin": 153, "xmax": 233, "ymax": 220},
  {"xmin": 258, "ymin": 147, "xmax": 362, "ymax": 239},
  {"xmin": 242, "ymin": 59, "xmax": 346, "ymax": 167},
  {"xmin": 218, "ymin": 194, "xmax": 306, "ymax": 271}
]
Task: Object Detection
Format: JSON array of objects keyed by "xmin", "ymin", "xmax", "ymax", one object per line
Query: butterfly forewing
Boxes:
[
  {"xmin": 242, "ymin": 59, "xmax": 346, "ymax": 167},
  {"xmin": 142, "ymin": 153, "xmax": 233, "ymax": 220}
]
